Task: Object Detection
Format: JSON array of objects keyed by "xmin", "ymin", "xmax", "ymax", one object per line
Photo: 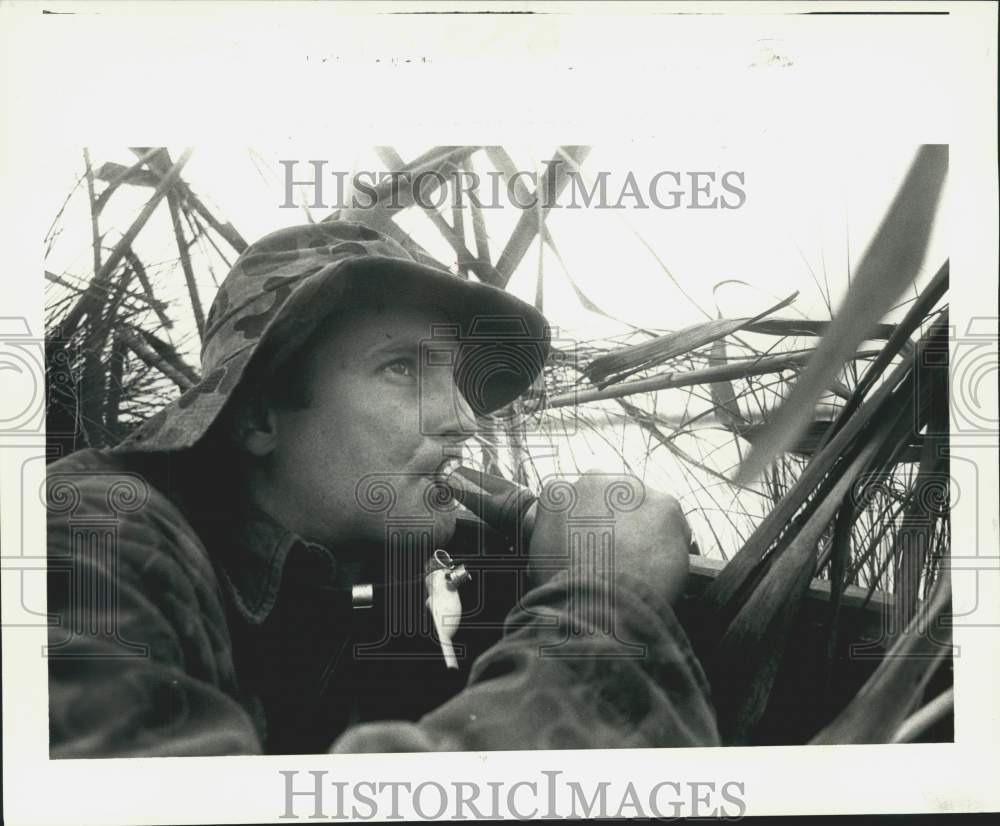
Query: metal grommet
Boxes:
[
  {"xmin": 445, "ymin": 564, "xmax": 471, "ymax": 588},
  {"xmin": 351, "ymin": 583, "xmax": 374, "ymax": 609}
]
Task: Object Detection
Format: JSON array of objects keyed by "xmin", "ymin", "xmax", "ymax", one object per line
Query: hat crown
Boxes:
[{"xmin": 201, "ymin": 222, "xmax": 418, "ymax": 374}]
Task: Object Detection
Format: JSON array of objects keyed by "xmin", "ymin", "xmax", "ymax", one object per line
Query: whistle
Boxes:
[{"xmin": 424, "ymin": 549, "xmax": 468, "ymax": 670}]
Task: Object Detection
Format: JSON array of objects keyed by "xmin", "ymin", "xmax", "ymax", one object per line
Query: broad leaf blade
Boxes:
[
  {"xmin": 708, "ymin": 337, "xmax": 747, "ymax": 429},
  {"xmin": 709, "ymin": 423, "xmax": 886, "ymax": 741},
  {"xmin": 736, "ymin": 145, "xmax": 948, "ymax": 485},
  {"xmin": 585, "ymin": 292, "xmax": 798, "ymax": 385},
  {"xmin": 810, "ymin": 574, "xmax": 952, "ymax": 745}
]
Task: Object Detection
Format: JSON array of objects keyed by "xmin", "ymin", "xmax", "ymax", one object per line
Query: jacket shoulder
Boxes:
[{"xmin": 46, "ymin": 448, "xmax": 222, "ymax": 610}]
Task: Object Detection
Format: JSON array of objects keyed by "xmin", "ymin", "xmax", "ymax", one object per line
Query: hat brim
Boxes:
[{"xmin": 113, "ymin": 256, "xmax": 549, "ymax": 454}]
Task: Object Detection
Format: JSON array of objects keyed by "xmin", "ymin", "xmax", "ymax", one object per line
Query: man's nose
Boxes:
[{"xmin": 421, "ymin": 365, "xmax": 478, "ymax": 441}]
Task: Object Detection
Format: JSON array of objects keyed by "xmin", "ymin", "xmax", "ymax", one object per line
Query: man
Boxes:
[{"xmin": 46, "ymin": 221, "xmax": 719, "ymax": 756}]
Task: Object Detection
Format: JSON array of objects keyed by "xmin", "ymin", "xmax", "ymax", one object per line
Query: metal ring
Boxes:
[{"xmin": 351, "ymin": 583, "xmax": 374, "ymax": 609}]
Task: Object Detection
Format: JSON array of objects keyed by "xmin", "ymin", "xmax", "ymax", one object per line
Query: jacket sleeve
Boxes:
[
  {"xmin": 47, "ymin": 465, "xmax": 262, "ymax": 758},
  {"xmin": 331, "ymin": 570, "xmax": 720, "ymax": 752}
]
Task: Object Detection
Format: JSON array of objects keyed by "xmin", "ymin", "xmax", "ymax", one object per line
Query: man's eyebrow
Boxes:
[{"xmin": 367, "ymin": 338, "xmax": 421, "ymax": 358}]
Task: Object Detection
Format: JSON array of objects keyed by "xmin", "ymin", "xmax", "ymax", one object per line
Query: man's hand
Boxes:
[{"xmin": 527, "ymin": 471, "xmax": 692, "ymax": 605}]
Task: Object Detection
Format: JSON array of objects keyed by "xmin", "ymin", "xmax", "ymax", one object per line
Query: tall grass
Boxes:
[{"xmin": 45, "ymin": 145, "xmax": 951, "ymax": 745}]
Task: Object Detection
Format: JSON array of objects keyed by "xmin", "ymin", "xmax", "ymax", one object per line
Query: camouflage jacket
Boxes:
[{"xmin": 47, "ymin": 448, "xmax": 719, "ymax": 756}]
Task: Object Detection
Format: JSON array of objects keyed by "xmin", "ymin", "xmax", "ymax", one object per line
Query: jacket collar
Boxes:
[
  {"xmin": 216, "ymin": 506, "xmax": 342, "ymax": 626},
  {"xmin": 146, "ymin": 447, "xmax": 358, "ymax": 626}
]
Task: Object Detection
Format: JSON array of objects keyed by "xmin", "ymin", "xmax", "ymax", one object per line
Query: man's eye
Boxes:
[{"xmin": 383, "ymin": 358, "xmax": 416, "ymax": 378}]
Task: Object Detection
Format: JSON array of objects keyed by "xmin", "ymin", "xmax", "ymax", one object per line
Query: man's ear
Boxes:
[{"xmin": 230, "ymin": 394, "xmax": 279, "ymax": 457}]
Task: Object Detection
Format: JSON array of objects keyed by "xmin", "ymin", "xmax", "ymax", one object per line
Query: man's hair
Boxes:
[
  {"xmin": 227, "ymin": 333, "xmax": 320, "ymax": 433},
  {"xmin": 248, "ymin": 347, "xmax": 316, "ymax": 412},
  {"xmin": 203, "ymin": 321, "xmax": 326, "ymax": 456}
]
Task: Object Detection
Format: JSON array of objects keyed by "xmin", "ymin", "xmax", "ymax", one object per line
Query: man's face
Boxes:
[{"xmin": 260, "ymin": 299, "xmax": 477, "ymax": 554}]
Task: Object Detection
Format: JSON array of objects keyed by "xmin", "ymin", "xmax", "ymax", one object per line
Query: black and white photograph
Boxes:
[{"xmin": 1, "ymin": 2, "xmax": 997, "ymax": 823}]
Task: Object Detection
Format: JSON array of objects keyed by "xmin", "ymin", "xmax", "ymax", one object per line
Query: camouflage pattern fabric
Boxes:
[{"xmin": 113, "ymin": 221, "xmax": 549, "ymax": 454}]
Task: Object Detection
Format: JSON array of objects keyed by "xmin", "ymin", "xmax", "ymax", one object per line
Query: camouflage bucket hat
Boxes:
[{"xmin": 113, "ymin": 221, "xmax": 550, "ymax": 454}]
